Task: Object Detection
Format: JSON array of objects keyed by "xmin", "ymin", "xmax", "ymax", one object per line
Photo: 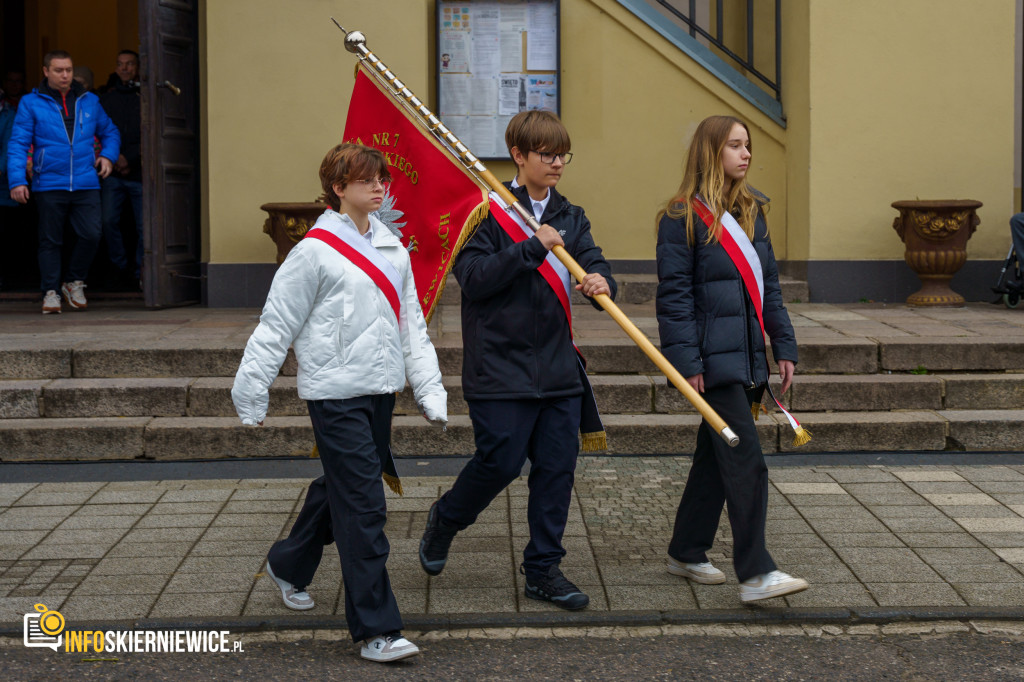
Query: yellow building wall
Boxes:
[
  {"xmin": 202, "ymin": 0, "xmax": 1015, "ymax": 268},
  {"xmin": 202, "ymin": 0, "xmax": 786, "ymax": 265},
  {"xmin": 804, "ymin": 0, "xmax": 1016, "ymax": 261}
]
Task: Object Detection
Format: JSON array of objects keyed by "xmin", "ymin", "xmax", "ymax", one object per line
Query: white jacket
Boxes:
[{"xmin": 232, "ymin": 209, "xmax": 447, "ymax": 426}]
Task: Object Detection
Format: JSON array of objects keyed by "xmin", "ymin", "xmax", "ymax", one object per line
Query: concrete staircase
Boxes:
[{"xmin": 2, "ymin": 275, "xmax": 1023, "ymax": 461}]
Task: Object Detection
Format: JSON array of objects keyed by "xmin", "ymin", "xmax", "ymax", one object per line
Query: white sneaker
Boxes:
[
  {"xmin": 42, "ymin": 290, "xmax": 62, "ymax": 314},
  {"xmin": 667, "ymin": 557, "xmax": 726, "ymax": 584},
  {"xmin": 361, "ymin": 632, "xmax": 420, "ymax": 663},
  {"xmin": 61, "ymin": 280, "xmax": 87, "ymax": 309},
  {"xmin": 264, "ymin": 560, "xmax": 314, "ymax": 610},
  {"xmin": 739, "ymin": 570, "xmax": 809, "ymax": 602}
]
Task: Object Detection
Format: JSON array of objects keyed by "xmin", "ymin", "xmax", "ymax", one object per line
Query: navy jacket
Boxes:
[
  {"xmin": 656, "ymin": 196, "xmax": 797, "ymax": 390},
  {"xmin": 99, "ymin": 76, "xmax": 141, "ymax": 181},
  {"xmin": 453, "ymin": 183, "xmax": 617, "ymax": 400},
  {"xmin": 6, "ymin": 80, "xmax": 120, "ymax": 192}
]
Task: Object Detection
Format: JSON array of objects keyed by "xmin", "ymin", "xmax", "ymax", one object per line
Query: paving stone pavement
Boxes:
[{"xmin": 2, "ymin": 457, "xmax": 1023, "ymax": 631}]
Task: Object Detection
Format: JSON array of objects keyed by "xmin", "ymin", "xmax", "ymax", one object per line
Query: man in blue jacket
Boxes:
[{"xmin": 7, "ymin": 50, "xmax": 120, "ymax": 314}]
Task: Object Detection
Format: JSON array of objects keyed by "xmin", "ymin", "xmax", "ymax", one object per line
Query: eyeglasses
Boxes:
[
  {"xmin": 352, "ymin": 177, "xmax": 390, "ymax": 190},
  {"xmin": 531, "ymin": 151, "xmax": 573, "ymax": 165}
]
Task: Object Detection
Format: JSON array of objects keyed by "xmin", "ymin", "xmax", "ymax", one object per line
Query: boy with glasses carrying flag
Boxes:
[{"xmin": 418, "ymin": 111, "xmax": 616, "ymax": 611}]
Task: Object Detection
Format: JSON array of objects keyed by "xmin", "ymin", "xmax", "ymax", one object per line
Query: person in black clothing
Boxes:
[
  {"xmin": 99, "ymin": 50, "xmax": 142, "ymax": 286},
  {"xmin": 419, "ymin": 111, "xmax": 616, "ymax": 610},
  {"xmin": 656, "ymin": 115, "xmax": 808, "ymax": 603}
]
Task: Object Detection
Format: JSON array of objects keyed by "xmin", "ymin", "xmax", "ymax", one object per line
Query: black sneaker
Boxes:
[
  {"xmin": 523, "ymin": 565, "xmax": 590, "ymax": 610},
  {"xmin": 419, "ymin": 501, "xmax": 458, "ymax": 576}
]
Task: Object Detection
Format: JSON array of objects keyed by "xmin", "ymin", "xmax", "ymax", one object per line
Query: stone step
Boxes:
[
  {"xmin": 3, "ymin": 331, "xmax": 1022, "ymax": 382},
  {"xmin": 0, "ymin": 337, "xmax": 880, "ymax": 379},
  {"xmin": 441, "ymin": 273, "xmax": 809, "ymax": 306},
  {"xmin": 4, "ymin": 373, "xmax": 1024, "ymax": 420},
  {"xmin": 1, "ymin": 410, "xmax": 1021, "ymax": 461}
]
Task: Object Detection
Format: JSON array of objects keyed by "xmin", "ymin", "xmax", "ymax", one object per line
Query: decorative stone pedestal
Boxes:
[
  {"xmin": 260, "ymin": 202, "xmax": 325, "ymax": 265},
  {"xmin": 891, "ymin": 199, "xmax": 982, "ymax": 306}
]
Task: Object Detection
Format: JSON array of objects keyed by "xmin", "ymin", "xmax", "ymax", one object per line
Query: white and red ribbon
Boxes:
[
  {"xmin": 692, "ymin": 198, "xmax": 806, "ymax": 438},
  {"xmin": 305, "ymin": 217, "xmax": 403, "ymax": 320},
  {"xmin": 488, "ymin": 191, "xmax": 573, "ymax": 332}
]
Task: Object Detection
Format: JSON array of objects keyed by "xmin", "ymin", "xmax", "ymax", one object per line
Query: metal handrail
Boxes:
[{"xmin": 654, "ymin": 0, "xmax": 781, "ymax": 102}]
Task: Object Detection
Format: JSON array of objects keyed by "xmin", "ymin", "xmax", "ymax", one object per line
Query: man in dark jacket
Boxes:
[
  {"xmin": 99, "ymin": 50, "xmax": 142, "ymax": 287},
  {"xmin": 419, "ymin": 111, "xmax": 616, "ymax": 610},
  {"xmin": 7, "ymin": 50, "xmax": 120, "ymax": 313}
]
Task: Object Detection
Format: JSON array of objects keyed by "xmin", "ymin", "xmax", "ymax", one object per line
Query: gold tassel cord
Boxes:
[
  {"xmin": 792, "ymin": 426, "xmax": 813, "ymax": 448},
  {"xmin": 750, "ymin": 402, "xmax": 762, "ymax": 421},
  {"xmin": 382, "ymin": 473, "xmax": 404, "ymax": 496},
  {"xmin": 580, "ymin": 430, "xmax": 607, "ymax": 453},
  {"xmin": 312, "ymin": 444, "xmax": 404, "ymax": 495}
]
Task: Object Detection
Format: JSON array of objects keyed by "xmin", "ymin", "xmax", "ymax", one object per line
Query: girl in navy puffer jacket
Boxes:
[{"xmin": 656, "ymin": 115, "xmax": 808, "ymax": 603}]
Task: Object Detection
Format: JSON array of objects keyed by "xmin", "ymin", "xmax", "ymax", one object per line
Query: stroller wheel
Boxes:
[{"xmin": 1004, "ymin": 292, "xmax": 1021, "ymax": 309}]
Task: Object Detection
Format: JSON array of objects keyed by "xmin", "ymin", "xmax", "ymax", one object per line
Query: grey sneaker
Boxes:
[
  {"xmin": 667, "ymin": 556, "xmax": 726, "ymax": 584},
  {"xmin": 361, "ymin": 632, "xmax": 419, "ymax": 663},
  {"xmin": 264, "ymin": 560, "xmax": 314, "ymax": 610},
  {"xmin": 61, "ymin": 280, "xmax": 87, "ymax": 310},
  {"xmin": 739, "ymin": 570, "xmax": 809, "ymax": 602},
  {"xmin": 42, "ymin": 290, "xmax": 62, "ymax": 314}
]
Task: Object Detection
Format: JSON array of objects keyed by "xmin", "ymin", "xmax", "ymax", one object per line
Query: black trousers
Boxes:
[
  {"xmin": 35, "ymin": 190, "xmax": 101, "ymax": 292},
  {"xmin": 668, "ymin": 383, "xmax": 777, "ymax": 582},
  {"xmin": 436, "ymin": 396, "xmax": 581, "ymax": 579},
  {"xmin": 267, "ymin": 394, "xmax": 402, "ymax": 642}
]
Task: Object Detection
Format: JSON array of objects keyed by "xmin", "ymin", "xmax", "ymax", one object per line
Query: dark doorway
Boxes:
[{"xmin": 0, "ymin": 0, "xmax": 201, "ymax": 307}]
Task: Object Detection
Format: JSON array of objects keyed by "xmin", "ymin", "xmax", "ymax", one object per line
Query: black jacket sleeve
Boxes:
[
  {"xmin": 451, "ymin": 215, "xmax": 550, "ymax": 300},
  {"xmin": 569, "ymin": 207, "xmax": 617, "ymax": 308},
  {"xmin": 656, "ymin": 213, "xmax": 704, "ymax": 378}
]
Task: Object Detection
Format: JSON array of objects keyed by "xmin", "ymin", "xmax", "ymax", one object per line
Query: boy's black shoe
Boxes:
[
  {"xmin": 419, "ymin": 501, "xmax": 458, "ymax": 576},
  {"xmin": 523, "ymin": 564, "xmax": 590, "ymax": 610}
]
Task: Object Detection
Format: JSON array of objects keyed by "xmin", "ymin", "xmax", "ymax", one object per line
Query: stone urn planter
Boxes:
[
  {"xmin": 891, "ymin": 199, "xmax": 982, "ymax": 306},
  {"xmin": 261, "ymin": 201, "xmax": 326, "ymax": 265}
]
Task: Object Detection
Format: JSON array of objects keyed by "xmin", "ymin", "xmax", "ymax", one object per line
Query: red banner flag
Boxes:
[{"xmin": 343, "ymin": 64, "xmax": 489, "ymax": 322}]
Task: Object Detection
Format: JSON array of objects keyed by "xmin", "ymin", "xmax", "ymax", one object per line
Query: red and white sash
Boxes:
[
  {"xmin": 305, "ymin": 217, "xmax": 403, "ymax": 320},
  {"xmin": 488, "ymin": 191, "xmax": 573, "ymax": 331},
  {"xmin": 487, "ymin": 190, "xmax": 607, "ymax": 451},
  {"xmin": 692, "ymin": 198, "xmax": 810, "ymax": 445}
]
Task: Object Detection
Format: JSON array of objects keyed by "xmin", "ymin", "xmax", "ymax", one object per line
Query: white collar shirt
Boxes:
[{"xmin": 511, "ymin": 177, "xmax": 550, "ymax": 221}]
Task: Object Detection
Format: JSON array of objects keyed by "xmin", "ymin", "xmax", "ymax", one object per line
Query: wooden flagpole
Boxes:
[{"xmin": 333, "ymin": 21, "xmax": 739, "ymax": 447}]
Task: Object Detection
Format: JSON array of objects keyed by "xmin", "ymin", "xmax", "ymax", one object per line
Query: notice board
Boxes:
[{"xmin": 436, "ymin": 0, "xmax": 561, "ymax": 161}]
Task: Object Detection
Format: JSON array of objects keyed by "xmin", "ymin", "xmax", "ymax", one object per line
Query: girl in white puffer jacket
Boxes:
[{"xmin": 232, "ymin": 143, "xmax": 446, "ymax": 663}]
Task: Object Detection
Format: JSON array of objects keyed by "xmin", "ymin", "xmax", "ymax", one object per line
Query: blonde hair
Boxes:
[{"xmin": 657, "ymin": 115, "xmax": 764, "ymax": 246}]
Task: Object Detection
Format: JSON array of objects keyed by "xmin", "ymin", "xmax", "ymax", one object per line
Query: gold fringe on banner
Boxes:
[
  {"xmin": 750, "ymin": 402, "xmax": 762, "ymax": 421},
  {"xmin": 310, "ymin": 445, "xmax": 319, "ymax": 458},
  {"xmin": 422, "ymin": 197, "xmax": 491, "ymax": 324},
  {"xmin": 792, "ymin": 426, "xmax": 813, "ymax": 447},
  {"xmin": 580, "ymin": 430, "xmax": 607, "ymax": 453}
]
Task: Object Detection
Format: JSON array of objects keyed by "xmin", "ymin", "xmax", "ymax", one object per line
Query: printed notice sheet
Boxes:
[{"xmin": 438, "ymin": 0, "xmax": 559, "ymax": 158}]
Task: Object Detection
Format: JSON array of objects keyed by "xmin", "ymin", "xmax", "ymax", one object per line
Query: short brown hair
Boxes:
[
  {"xmin": 43, "ymin": 50, "xmax": 72, "ymax": 68},
  {"xmin": 318, "ymin": 143, "xmax": 392, "ymax": 211},
  {"xmin": 504, "ymin": 110, "xmax": 570, "ymax": 163}
]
